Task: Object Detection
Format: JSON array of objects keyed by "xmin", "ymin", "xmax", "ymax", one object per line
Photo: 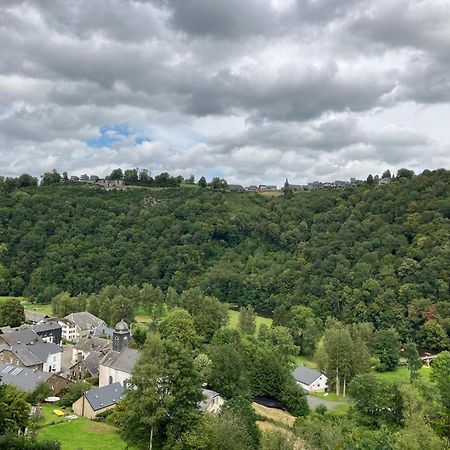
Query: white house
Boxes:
[
  {"xmin": 292, "ymin": 365, "xmax": 328, "ymax": 392},
  {"xmin": 58, "ymin": 318, "xmax": 78, "ymax": 341},
  {"xmin": 60, "ymin": 312, "xmax": 106, "ymax": 341}
]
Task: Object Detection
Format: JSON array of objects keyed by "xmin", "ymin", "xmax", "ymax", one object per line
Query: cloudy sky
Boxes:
[{"xmin": 1, "ymin": 0, "xmax": 449, "ymax": 185}]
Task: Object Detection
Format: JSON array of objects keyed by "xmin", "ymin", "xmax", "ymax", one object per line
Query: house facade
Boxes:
[
  {"xmin": 73, "ymin": 382, "xmax": 124, "ymax": 419},
  {"xmin": 60, "ymin": 312, "xmax": 106, "ymax": 341},
  {"xmin": 292, "ymin": 365, "xmax": 328, "ymax": 392}
]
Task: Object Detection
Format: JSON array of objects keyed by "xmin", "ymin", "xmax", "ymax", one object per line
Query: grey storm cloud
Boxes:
[{"xmin": 0, "ymin": 0, "xmax": 449, "ymax": 183}]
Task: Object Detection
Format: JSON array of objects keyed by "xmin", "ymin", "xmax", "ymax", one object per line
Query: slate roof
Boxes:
[
  {"xmin": 75, "ymin": 336, "xmax": 112, "ymax": 354},
  {"xmin": 0, "ymin": 329, "xmax": 43, "ymax": 346},
  {"xmin": 292, "ymin": 365, "xmax": 324, "ymax": 385},
  {"xmin": 0, "ymin": 362, "xmax": 52, "ymax": 392},
  {"xmin": 25, "ymin": 311, "xmax": 49, "ymax": 323},
  {"xmin": 83, "ymin": 351, "xmax": 104, "ymax": 377},
  {"xmin": 64, "ymin": 312, "xmax": 106, "ymax": 331},
  {"xmin": 92, "ymin": 325, "xmax": 115, "ymax": 338},
  {"xmin": 26, "ymin": 342, "xmax": 61, "ymax": 362},
  {"xmin": 84, "ymin": 382, "xmax": 124, "ymax": 411},
  {"xmin": 31, "ymin": 321, "xmax": 62, "ymax": 333},
  {"xmin": 6, "ymin": 342, "xmax": 61, "ymax": 366},
  {"xmin": 100, "ymin": 347, "xmax": 139, "ymax": 374}
]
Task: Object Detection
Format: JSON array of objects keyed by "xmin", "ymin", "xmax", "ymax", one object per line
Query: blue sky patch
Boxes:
[{"xmin": 86, "ymin": 124, "xmax": 131, "ymax": 148}]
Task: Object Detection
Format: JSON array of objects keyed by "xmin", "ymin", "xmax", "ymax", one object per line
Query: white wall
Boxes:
[
  {"xmin": 43, "ymin": 351, "xmax": 61, "ymax": 373},
  {"xmin": 99, "ymin": 364, "xmax": 131, "ymax": 388}
]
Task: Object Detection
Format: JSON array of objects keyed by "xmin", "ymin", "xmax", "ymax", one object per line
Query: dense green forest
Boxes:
[{"xmin": 0, "ymin": 169, "xmax": 449, "ymax": 350}]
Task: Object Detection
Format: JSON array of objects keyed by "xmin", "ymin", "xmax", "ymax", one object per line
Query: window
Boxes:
[{"xmin": 109, "ymin": 376, "xmax": 113, "ymax": 385}]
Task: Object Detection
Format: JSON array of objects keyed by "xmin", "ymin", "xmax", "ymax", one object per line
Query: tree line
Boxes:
[{"xmin": 0, "ymin": 168, "xmax": 449, "ymax": 351}]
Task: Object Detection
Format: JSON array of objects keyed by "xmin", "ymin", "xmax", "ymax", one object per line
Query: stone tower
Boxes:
[{"xmin": 113, "ymin": 319, "xmax": 130, "ymax": 352}]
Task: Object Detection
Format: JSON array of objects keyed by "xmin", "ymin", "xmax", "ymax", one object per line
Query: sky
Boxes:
[{"xmin": 1, "ymin": 0, "xmax": 450, "ymax": 186}]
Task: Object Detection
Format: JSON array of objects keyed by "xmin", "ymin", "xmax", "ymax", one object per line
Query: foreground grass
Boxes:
[
  {"xmin": 38, "ymin": 405, "xmax": 129, "ymax": 450},
  {"xmin": 228, "ymin": 309, "xmax": 272, "ymax": 334}
]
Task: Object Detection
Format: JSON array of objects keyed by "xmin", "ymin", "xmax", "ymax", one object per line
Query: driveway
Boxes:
[{"xmin": 306, "ymin": 394, "xmax": 349, "ymax": 410}]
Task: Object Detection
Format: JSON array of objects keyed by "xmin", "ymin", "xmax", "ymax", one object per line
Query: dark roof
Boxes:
[
  {"xmin": 92, "ymin": 326, "xmax": 114, "ymax": 338},
  {"xmin": 0, "ymin": 362, "xmax": 52, "ymax": 392},
  {"xmin": 84, "ymin": 382, "xmax": 124, "ymax": 411},
  {"xmin": 292, "ymin": 365, "xmax": 323, "ymax": 385},
  {"xmin": 83, "ymin": 351, "xmax": 104, "ymax": 377},
  {"xmin": 253, "ymin": 397, "xmax": 285, "ymax": 410},
  {"xmin": 0, "ymin": 329, "xmax": 43, "ymax": 346},
  {"xmin": 64, "ymin": 312, "xmax": 106, "ymax": 330},
  {"xmin": 31, "ymin": 321, "xmax": 61, "ymax": 333},
  {"xmin": 100, "ymin": 347, "xmax": 139, "ymax": 374},
  {"xmin": 26, "ymin": 342, "xmax": 61, "ymax": 362},
  {"xmin": 6, "ymin": 342, "xmax": 61, "ymax": 366}
]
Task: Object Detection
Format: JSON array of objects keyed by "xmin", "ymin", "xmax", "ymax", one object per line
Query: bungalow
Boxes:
[
  {"xmin": 73, "ymin": 382, "xmax": 124, "ymax": 419},
  {"xmin": 0, "ymin": 363, "xmax": 70, "ymax": 394},
  {"xmin": 292, "ymin": 365, "xmax": 328, "ymax": 392}
]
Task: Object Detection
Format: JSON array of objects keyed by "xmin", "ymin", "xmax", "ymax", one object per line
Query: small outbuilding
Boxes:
[
  {"xmin": 200, "ymin": 389, "xmax": 225, "ymax": 414},
  {"xmin": 292, "ymin": 365, "xmax": 328, "ymax": 392},
  {"xmin": 72, "ymin": 382, "xmax": 124, "ymax": 419}
]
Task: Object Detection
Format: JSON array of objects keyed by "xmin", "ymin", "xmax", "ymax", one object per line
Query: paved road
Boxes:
[{"xmin": 306, "ymin": 395, "xmax": 349, "ymax": 410}]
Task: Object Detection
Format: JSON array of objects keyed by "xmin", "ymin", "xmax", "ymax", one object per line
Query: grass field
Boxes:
[
  {"xmin": 374, "ymin": 365, "xmax": 432, "ymax": 384},
  {"xmin": 228, "ymin": 309, "xmax": 272, "ymax": 333},
  {"xmin": 38, "ymin": 405, "xmax": 130, "ymax": 450}
]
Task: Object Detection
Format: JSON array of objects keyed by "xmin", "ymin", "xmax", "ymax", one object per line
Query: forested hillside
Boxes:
[{"xmin": 0, "ymin": 169, "xmax": 449, "ymax": 348}]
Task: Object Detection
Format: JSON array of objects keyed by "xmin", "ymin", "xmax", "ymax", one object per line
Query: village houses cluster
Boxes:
[{"xmin": 0, "ymin": 310, "xmax": 328, "ymax": 419}]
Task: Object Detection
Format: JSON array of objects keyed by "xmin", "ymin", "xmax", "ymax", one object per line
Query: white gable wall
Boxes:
[{"xmin": 297, "ymin": 374, "xmax": 328, "ymax": 392}]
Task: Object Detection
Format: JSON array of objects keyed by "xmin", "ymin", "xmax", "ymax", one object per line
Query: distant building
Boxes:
[
  {"xmin": 378, "ymin": 178, "xmax": 391, "ymax": 186},
  {"xmin": 70, "ymin": 176, "xmax": 80, "ymax": 182},
  {"xmin": 292, "ymin": 365, "xmax": 328, "ymax": 392},
  {"xmin": 245, "ymin": 185, "xmax": 258, "ymax": 192},
  {"xmin": 334, "ymin": 180, "xmax": 350, "ymax": 188},
  {"xmin": 98, "ymin": 320, "xmax": 139, "ymax": 388},
  {"xmin": 258, "ymin": 185, "xmax": 278, "ymax": 192},
  {"xmin": 73, "ymin": 382, "xmax": 124, "ymax": 419},
  {"xmin": 228, "ymin": 184, "xmax": 244, "ymax": 192},
  {"xmin": 80, "ymin": 174, "xmax": 89, "ymax": 181},
  {"xmin": 90, "ymin": 175, "xmax": 99, "ymax": 182}
]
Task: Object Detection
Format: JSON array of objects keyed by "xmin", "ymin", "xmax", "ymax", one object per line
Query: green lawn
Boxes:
[
  {"xmin": 23, "ymin": 302, "xmax": 54, "ymax": 316},
  {"xmin": 294, "ymin": 355, "xmax": 317, "ymax": 369},
  {"xmin": 38, "ymin": 405, "xmax": 130, "ymax": 450},
  {"xmin": 374, "ymin": 365, "xmax": 432, "ymax": 384},
  {"xmin": 0, "ymin": 296, "xmax": 25, "ymax": 303},
  {"xmin": 228, "ymin": 309, "xmax": 272, "ymax": 334}
]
